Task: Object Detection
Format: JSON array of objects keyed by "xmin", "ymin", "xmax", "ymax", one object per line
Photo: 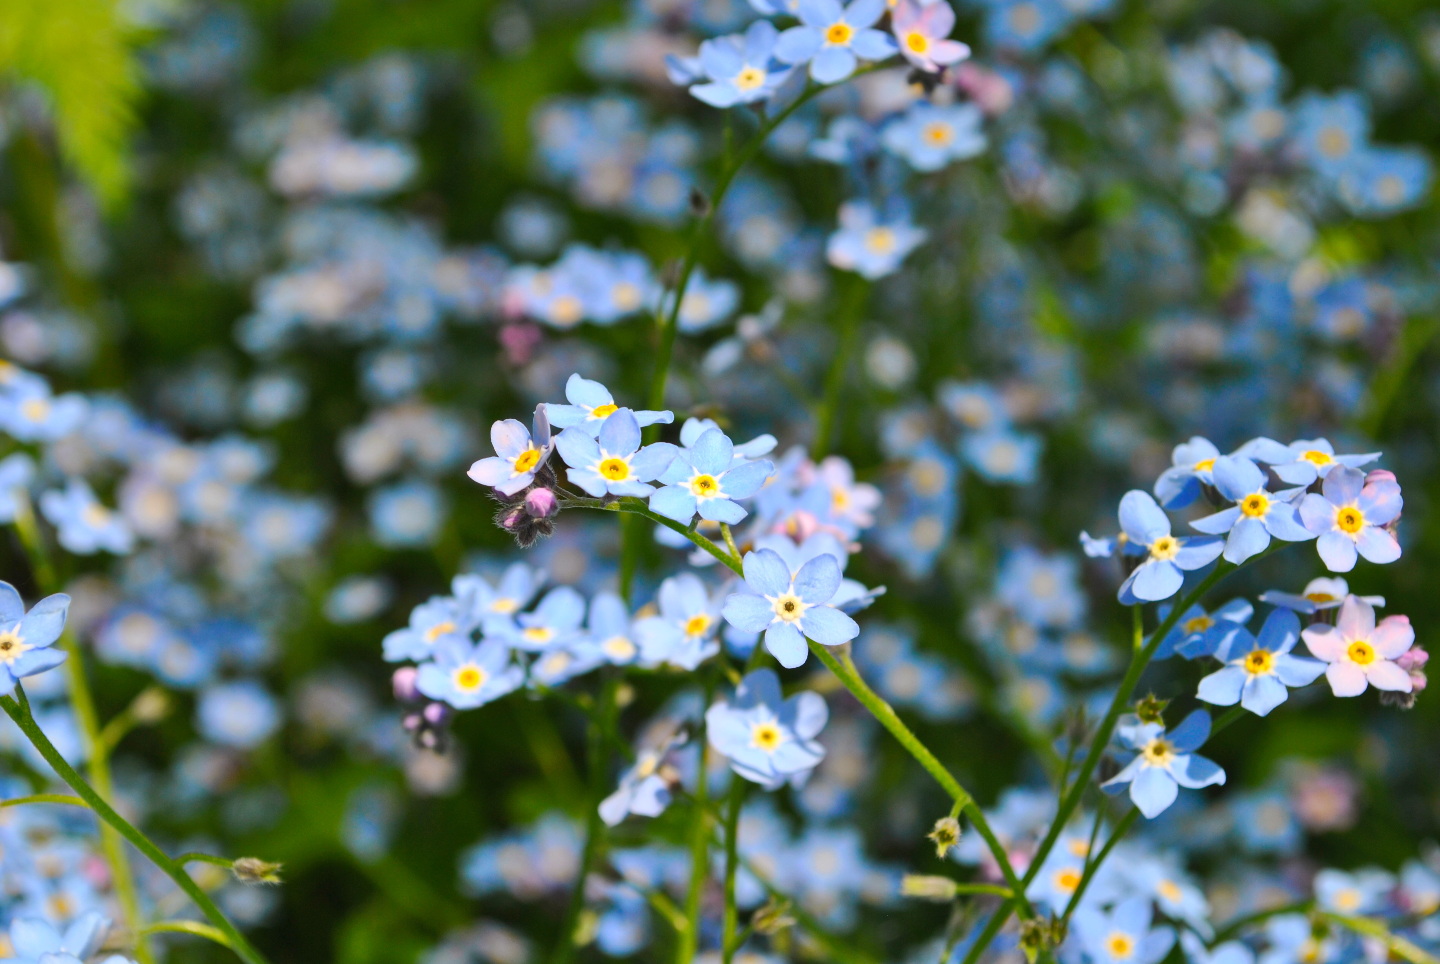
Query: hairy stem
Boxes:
[{"xmin": 1, "ymin": 690, "xmax": 270, "ymax": 964}]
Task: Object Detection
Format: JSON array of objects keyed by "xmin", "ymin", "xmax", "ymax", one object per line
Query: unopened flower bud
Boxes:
[
  {"xmin": 1134, "ymin": 692, "xmax": 1169, "ymax": 724},
  {"xmin": 901, "ymin": 874, "xmax": 959, "ymax": 901},
  {"xmin": 402, "ymin": 711, "xmax": 423, "ymax": 732},
  {"xmin": 393, "ymin": 666, "xmax": 420, "ymax": 703},
  {"xmin": 131, "ymin": 688, "xmax": 171, "ymax": 725},
  {"xmin": 232, "ymin": 857, "xmax": 283, "ymax": 885},
  {"xmin": 525, "ymin": 486, "xmax": 559, "ymax": 520},
  {"xmin": 751, "ymin": 896, "xmax": 795, "ymax": 935},
  {"xmin": 498, "ymin": 504, "xmax": 528, "ymax": 532},
  {"xmin": 423, "ymin": 702, "xmax": 452, "ymax": 727},
  {"xmin": 928, "ymin": 816, "xmax": 962, "ymax": 858}
]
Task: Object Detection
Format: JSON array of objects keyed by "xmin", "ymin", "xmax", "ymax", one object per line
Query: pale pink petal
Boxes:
[
  {"xmin": 1302, "ymin": 624, "xmax": 1346, "ymax": 662},
  {"xmin": 1335, "ymin": 594, "xmax": 1374, "ymax": 642},
  {"xmin": 1327, "ymin": 661, "xmax": 1368, "ymax": 697},
  {"xmin": 1364, "ymin": 659, "xmax": 1413, "ymax": 692},
  {"xmin": 1371, "ymin": 615, "xmax": 1414, "ymax": 659}
]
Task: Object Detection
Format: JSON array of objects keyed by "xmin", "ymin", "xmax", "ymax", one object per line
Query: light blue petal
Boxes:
[
  {"xmin": 1223, "ymin": 516, "xmax": 1271, "ymax": 564},
  {"xmin": 1240, "ymin": 674, "xmax": 1288, "ymax": 716},
  {"xmin": 1197, "ymin": 665, "xmax": 1245, "ymax": 706},
  {"xmin": 697, "ymin": 498, "xmax": 746, "ymax": 524},
  {"xmin": 1170, "ymin": 753, "xmax": 1225, "ymax": 789},
  {"xmin": 722, "ymin": 592, "xmax": 775, "ymax": 633},
  {"xmin": 743, "ymin": 548, "xmax": 791, "ymax": 597},
  {"xmin": 1131, "ymin": 767, "xmax": 1179, "ymax": 818},
  {"xmin": 793, "ymin": 554, "xmax": 842, "ymax": 604},
  {"xmin": 801, "ymin": 605, "xmax": 859, "ymax": 646},
  {"xmin": 1167, "ymin": 709, "xmax": 1211, "ymax": 753},
  {"xmin": 1119, "ymin": 490, "xmax": 1170, "ymax": 544},
  {"xmin": 649, "ymin": 485, "xmax": 698, "ymax": 524},
  {"xmin": 764, "ymin": 622, "xmax": 808, "ymax": 668},
  {"xmin": 598, "ymin": 409, "xmax": 641, "ymax": 457}
]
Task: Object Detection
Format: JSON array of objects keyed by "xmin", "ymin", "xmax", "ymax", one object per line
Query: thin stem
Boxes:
[
  {"xmin": 566, "ymin": 497, "xmax": 742, "ymax": 574},
  {"xmin": 807, "ymin": 643, "xmax": 1034, "ymax": 920},
  {"xmin": 676, "ymin": 680, "xmax": 714, "ymax": 964},
  {"xmin": 1061, "ymin": 808, "xmax": 1139, "ymax": 919},
  {"xmin": 14, "ymin": 495, "xmax": 155, "ymax": 964},
  {"xmin": 720, "ymin": 776, "xmax": 747, "ymax": 964},
  {"xmin": 1209, "ymin": 901, "xmax": 1313, "ymax": 945},
  {"xmin": 811, "ymin": 273, "xmax": 868, "ymax": 460},
  {"xmin": 177, "ymin": 852, "xmax": 234, "ymax": 871},
  {"xmin": 1, "ymin": 792, "xmax": 88, "ymax": 809},
  {"xmin": 1131, "ymin": 604, "xmax": 1143, "ymax": 652},
  {"xmin": 1321, "ymin": 913, "xmax": 1440, "ymax": 964},
  {"xmin": 1210, "ymin": 704, "xmax": 1248, "ymax": 736},
  {"xmin": 139, "ymin": 920, "xmax": 233, "ymax": 949},
  {"xmin": 958, "ymin": 903, "xmax": 1013, "ymax": 964},
  {"xmin": 553, "ymin": 675, "xmax": 620, "ymax": 964},
  {"xmin": 719, "ymin": 522, "xmax": 741, "ymax": 566},
  {"xmin": 0, "ymin": 690, "xmax": 270, "ymax": 964}
]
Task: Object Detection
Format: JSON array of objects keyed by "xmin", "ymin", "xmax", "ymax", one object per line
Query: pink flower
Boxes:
[
  {"xmin": 891, "ymin": 0, "xmax": 970, "ymax": 73},
  {"xmin": 1301, "ymin": 595, "xmax": 1415, "ymax": 697}
]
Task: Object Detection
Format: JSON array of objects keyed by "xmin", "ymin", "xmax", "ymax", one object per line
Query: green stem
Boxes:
[
  {"xmin": 645, "ymin": 79, "xmax": 857, "ymax": 424},
  {"xmin": 177, "ymin": 852, "xmax": 234, "ymax": 871},
  {"xmin": 1, "ymin": 792, "xmax": 88, "ymax": 809},
  {"xmin": 1321, "ymin": 913, "xmax": 1440, "ymax": 964},
  {"xmin": 958, "ymin": 902, "xmax": 1013, "ymax": 964},
  {"xmin": 14, "ymin": 496, "xmax": 155, "ymax": 964},
  {"xmin": 1209, "ymin": 901, "xmax": 1313, "ymax": 945},
  {"xmin": 720, "ymin": 776, "xmax": 747, "ymax": 964},
  {"xmin": 553, "ymin": 675, "xmax": 620, "ymax": 964},
  {"xmin": 807, "ymin": 643, "xmax": 1034, "ymax": 920},
  {"xmin": 811, "ymin": 274, "xmax": 869, "ymax": 460},
  {"xmin": 0, "ymin": 690, "xmax": 270, "ymax": 964},
  {"xmin": 1061, "ymin": 809, "xmax": 1139, "ymax": 919},
  {"xmin": 139, "ymin": 920, "xmax": 233, "ymax": 949},
  {"xmin": 719, "ymin": 522, "xmax": 742, "ymax": 566},
  {"xmin": 566, "ymin": 497, "xmax": 742, "ymax": 574},
  {"xmin": 676, "ymin": 680, "xmax": 714, "ymax": 964}
]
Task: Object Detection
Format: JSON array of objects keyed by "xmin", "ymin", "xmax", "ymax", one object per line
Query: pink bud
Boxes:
[
  {"xmin": 525, "ymin": 486, "xmax": 559, "ymax": 520},
  {"xmin": 498, "ymin": 504, "xmax": 528, "ymax": 531},
  {"xmin": 1365, "ymin": 468, "xmax": 1397, "ymax": 486},
  {"xmin": 392, "ymin": 666, "xmax": 420, "ymax": 702},
  {"xmin": 423, "ymin": 702, "xmax": 452, "ymax": 726}
]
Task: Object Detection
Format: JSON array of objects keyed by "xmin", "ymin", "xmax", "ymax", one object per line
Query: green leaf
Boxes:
[{"xmin": 0, "ymin": 0, "xmax": 142, "ymax": 206}]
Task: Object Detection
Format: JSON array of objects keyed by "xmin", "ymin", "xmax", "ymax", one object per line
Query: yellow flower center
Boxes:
[
  {"xmin": 83, "ymin": 504, "xmax": 113, "ymax": 528},
  {"xmin": 1318, "ymin": 127, "xmax": 1350, "ymax": 158},
  {"xmin": 751, "ymin": 721, "xmax": 784, "ymax": 752},
  {"xmin": 1193, "ymin": 458, "xmax": 1215, "ymax": 472},
  {"xmin": 1336, "ymin": 506, "xmax": 1365, "ymax": 534},
  {"xmin": 590, "ymin": 403, "xmax": 619, "ymax": 419},
  {"xmin": 1302, "ymin": 449, "xmax": 1333, "ymax": 466},
  {"xmin": 825, "ymin": 22, "xmax": 854, "ymax": 45},
  {"xmin": 923, "ymin": 122, "xmax": 954, "ymax": 145},
  {"xmin": 1106, "ymin": 933, "xmax": 1135, "ymax": 959},
  {"xmin": 490, "ymin": 597, "xmax": 520, "ymax": 614},
  {"xmin": 771, "ymin": 593, "xmax": 806, "ymax": 623},
  {"xmin": 1158, "ymin": 880, "xmax": 1182, "ymax": 902},
  {"xmin": 905, "ymin": 31, "xmax": 929, "ymax": 53},
  {"xmin": 1244, "ymin": 649, "xmax": 1274, "ymax": 675},
  {"xmin": 689, "ymin": 474, "xmax": 721, "ymax": 498},
  {"xmin": 513, "ymin": 448, "xmax": 541, "ymax": 474},
  {"xmin": 611, "ymin": 282, "xmax": 642, "ymax": 310},
  {"xmin": 550, "ymin": 295, "xmax": 583, "ymax": 326},
  {"xmin": 0, "ymin": 629, "xmax": 28, "ymax": 665},
  {"xmin": 453, "ymin": 665, "xmax": 487, "ymax": 691},
  {"xmin": 424, "ymin": 621, "xmax": 457, "ymax": 643},
  {"xmin": 523, "ymin": 626, "xmax": 554, "ymax": 645},
  {"xmin": 1333, "ymin": 888, "xmax": 1362, "ymax": 912},
  {"xmin": 865, "ymin": 227, "xmax": 896, "ymax": 253},
  {"xmin": 21, "ymin": 398, "xmax": 50, "ymax": 422},
  {"xmin": 602, "ymin": 636, "xmax": 636, "ymax": 660},
  {"xmin": 598, "ymin": 457, "xmax": 630, "ymax": 481},
  {"xmin": 1150, "ymin": 535, "xmax": 1180, "ymax": 561},
  {"xmin": 683, "ymin": 614, "xmax": 711, "ymax": 637},
  {"xmin": 1142, "ymin": 738, "xmax": 1174, "ymax": 766},
  {"xmin": 1182, "ymin": 615, "xmax": 1214, "ymax": 635},
  {"xmin": 735, "ymin": 66, "xmax": 765, "ymax": 90},
  {"xmin": 1305, "ymin": 592, "xmax": 1336, "ymax": 604},
  {"xmin": 1240, "ymin": 492, "xmax": 1269, "ymax": 517},
  {"xmin": 1067, "ymin": 839, "xmax": 1090, "ymax": 857},
  {"xmin": 1054, "ymin": 868, "xmax": 1081, "ymax": 893},
  {"xmin": 1347, "ymin": 640, "xmax": 1375, "ymax": 665}
]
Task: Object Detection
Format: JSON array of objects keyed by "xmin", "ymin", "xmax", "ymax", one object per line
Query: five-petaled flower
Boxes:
[
  {"xmin": 705, "ymin": 668, "xmax": 827, "ymax": 790},
  {"xmin": 416, "ymin": 637, "xmax": 525, "ymax": 710},
  {"xmin": 774, "ymin": 0, "xmax": 897, "ymax": 84},
  {"xmin": 1301, "ymin": 595, "xmax": 1415, "ymax": 698},
  {"xmin": 1190, "ymin": 456, "xmax": 1313, "ymax": 564},
  {"xmin": 555, "ymin": 408, "xmax": 679, "ymax": 498},
  {"xmin": 721, "ymin": 548, "xmax": 860, "ymax": 668},
  {"xmin": 1197, "ymin": 608, "xmax": 1325, "ymax": 716},
  {"xmin": 890, "ymin": 0, "xmax": 970, "ymax": 73},
  {"xmin": 1102, "ymin": 710, "xmax": 1226, "ymax": 818},
  {"xmin": 0, "ymin": 581, "xmax": 70, "ymax": 695},
  {"xmin": 649, "ymin": 426, "xmax": 773, "ymax": 526},
  {"xmin": 468, "ymin": 406, "xmax": 553, "ymax": 496},
  {"xmin": 686, "ymin": 20, "xmax": 794, "ymax": 108},
  {"xmin": 545, "ymin": 373, "xmax": 674, "ymax": 438},
  {"xmin": 1115, "ymin": 490, "xmax": 1223, "ymax": 603},
  {"xmin": 1298, "ymin": 465, "xmax": 1401, "ymax": 572}
]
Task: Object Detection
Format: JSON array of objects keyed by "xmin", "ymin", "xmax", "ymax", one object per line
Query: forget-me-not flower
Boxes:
[
  {"xmin": 1189, "ymin": 456, "xmax": 1312, "ymax": 564},
  {"xmin": 468, "ymin": 406, "xmax": 553, "ymax": 496},
  {"xmin": 636, "ymin": 573, "xmax": 724, "ymax": 670},
  {"xmin": 686, "ymin": 20, "xmax": 794, "ymax": 108},
  {"xmin": 0, "ymin": 452, "xmax": 34, "ymax": 523},
  {"xmin": 545, "ymin": 373, "xmax": 673, "ymax": 437},
  {"xmin": 1301, "ymin": 594, "xmax": 1414, "ymax": 698},
  {"xmin": 556, "ymin": 408, "xmax": 678, "ymax": 498},
  {"xmin": 1298, "ymin": 465, "xmax": 1401, "ymax": 572},
  {"xmin": 1101, "ymin": 711, "xmax": 1225, "ymax": 818},
  {"xmin": 499, "ymin": 585, "xmax": 587, "ymax": 652},
  {"xmin": 774, "ymin": 0, "xmax": 896, "ymax": 84},
  {"xmin": 649, "ymin": 427, "xmax": 773, "ymax": 526},
  {"xmin": 1259, "ymin": 575, "xmax": 1382, "ymax": 614},
  {"xmin": 0, "ymin": 582, "xmax": 70, "ymax": 695},
  {"xmin": 1115, "ymin": 490, "xmax": 1223, "ymax": 603},
  {"xmin": 705, "ymin": 669, "xmax": 827, "ymax": 790},
  {"xmin": 5, "ymin": 913, "xmax": 134, "ymax": 964},
  {"xmin": 721, "ymin": 548, "xmax": 860, "ymax": 668},
  {"xmin": 825, "ymin": 201, "xmax": 927, "ymax": 279},
  {"xmin": 1270, "ymin": 438, "xmax": 1379, "ymax": 486},
  {"xmin": 599, "ymin": 727, "xmax": 685, "ymax": 826},
  {"xmin": 882, "ymin": 102, "xmax": 986, "ymax": 172},
  {"xmin": 1072, "ymin": 896, "xmax": 1176, "ymax": 964},
  {"xmin": 417, "ymin": 637, "xmax": 524, "ymax": 710},
  {"xmin": 1156, "ymin": 598, "xmax": 1252, "ymax": 659},
  {"xmin": 383, "ymin": 594, "xmax": 473, "ymax": 663},
  {"xmin": 40, "ymin": 479, "xmax": 135, "ymax": 555},
  {"xmin": 1197, "ymin": 608, "xmax": 1325, "ymax": 716},
  {"xmin": 891, "ymin": 0, "xmax": 971, "ymax": 73}
]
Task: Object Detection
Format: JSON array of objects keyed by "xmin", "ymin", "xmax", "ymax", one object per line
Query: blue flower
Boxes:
[
  {"xmin": 1153, "ymin": 436, "xmax": 1221, "ymax": 509},
  {"xmin": 382, "ymin": 594, "xmax": 473, "ymax": 663},
  {"xmin": 1269, "ymin": 438, "xmax": 1379, "ymax": 487},
  {"xmin": 1181, "ymin": 932, "xmax": 1255, "ymax": 964},
  {"xmin": 705, "ymin": 669, "xmax": 827, "ymax": 790},
  {"xmin": 1258, "ymin": 575, "xmax": 1378, "ymax": 615},
  {"xmin": 979, "ymin": 0, "xmax": 1073, "ymax": 53},
  {"xmin": 1196, "ymin": 608, "xmax": 1325, "ymax": 716},
  {"xmin": 555, "ymin": 408, "xmax": 679, "ymax": 498},
  {"xmin": 467, "ymin": 406, "xmax": 553, "ymax": 496},
  {"xmin": 1291, "ymin": 89, "xmax": 1369, "ymax": 179},
  {"xmin": 599, "ymin": 726, "xmax": 685, "ymax": 826},
  {"xmin": 774, "ymin": 0, "xmax": 896, "ymax": 84},
  {"xmin": 0, "ymin": 452, "xmax": 34, "ymax": 523},
  {"xmin": 686, "ymin": 20, "xmax": 794, "ymax": 108},
  {"xmin": 637, "ymin": 573, "xmax": 724, "ymax": 670},
  {"xmin": 961, "ymin": 428, "xmax": 1041, "ymax": 484},
  {"xmin": 453, "ymin": 563, "xmax": 544, "ymax": 632},
  {"xmin": 498, "ymin": 585, "xmax": 587, "ymax": 652},
  {"xmin": 1298, "ymin": 465, "xmax": 1401, "ymax": 572},
  {"xmin": 1315, "ymin": 867, "xmax": 1394, "ymax": 914},
  {"xmin": 674, "ymin": 270, "xmax": 741, "ymax": 333},
  {"xmin": 1155, "ymin": 598, "xmax": 1252, "ymax": 659},
  {"xmin": 0, "ymin": 582, "xmax": 70, "ymax": 695},
  {"xmin": 40, "ymin": 479, "xmax": 135, "ymax": 555},
  {"xmin": 882, "ymin": 102, "xmax": 987, "ymax": 172},
  {"xmin": 1073, "ymin": 897, "xmax": 1175, "ymax": 964},
  {"xmin": 649, "ymin": 427, "xmax": 773, "ymax": 526},
  {"xmin": 6, "ymin": 913, "xmax": 133, "ymax": 964},
  {"xmin": 1337, "ymin": 146, "xmax": 1433, "ymax": 216},
  {"xmin": 825, "ymin": 201, "xmax": 927, "ymax": 279},
  {"xmin": 1115, "ymin": 491, "xmax": 1223, "ymax": 603},
  {"xmin": 1189, "ymin": 456, "xmax": 1313, "ymax": 564},
  {"xmin": 721, "ymin": 548, "xmax": 860, "ymax": 668},
  {"xmin": 545, "ymin": 373, "xmax": 673, "ymax": 438},
  {"xmin": 1101, "ymin": 711, "xmax": 1225, "ymax": 818},
  {"xmin": 417, "ymin": 637, "xmax": 524, "ymax": 710},
  {"xmin": 0, "ymin": 379, "xmax": 87, "ymax": 443},
  {"xmin": 368, "ymin": 478, "xmax": 446, "ymax": 547},
  {"xmin": 196, "ymin": 680, "xmax": 281, "ymax": 749},
  {"xmin": 586, "ymin": 590, "xmax": 641, "ymax": 665}
]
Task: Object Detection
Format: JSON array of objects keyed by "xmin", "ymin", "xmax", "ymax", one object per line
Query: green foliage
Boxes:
[{"xmin": 0, "ymin": 0, "xmax": 142, "ymax": 207}]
